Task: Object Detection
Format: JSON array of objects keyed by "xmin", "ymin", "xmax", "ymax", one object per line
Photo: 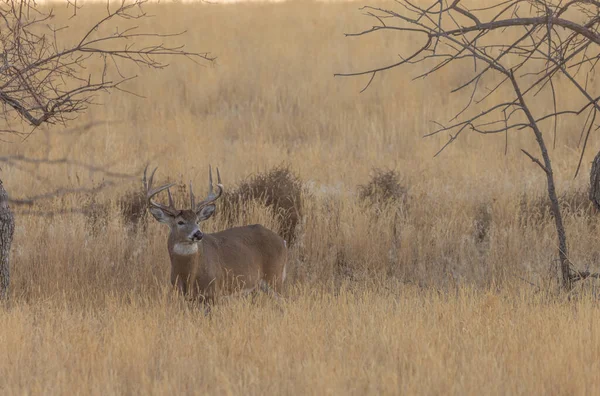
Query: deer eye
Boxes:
[{"xmin": 177, "ymin": 221, "xmax": 185, "ymax": 226}]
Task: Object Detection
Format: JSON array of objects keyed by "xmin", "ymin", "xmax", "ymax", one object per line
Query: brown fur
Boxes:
[{"xmin": 155, "ymin": 209, "xmax": 287, "ymax": 302}]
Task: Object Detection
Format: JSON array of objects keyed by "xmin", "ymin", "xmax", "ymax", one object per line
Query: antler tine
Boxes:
[
  {"xmin": 143, "ymin": 165, "xmax": 148, "ymax": 190},
  {"xmin": 143, "ymin": 166, "xmax": 178, "ymax": 215},
  {"xmin": 195, "ymin": 165, "xmax": 224, "ymax": 212},
  {"xmin": 167, "ymin": 188, "xmax": 174, "ymax": 208},
  {"xmin": 148, "ymin": 167, "xmax": 158, "ymax": 191},
  {"xmin": 208, "ymin": 164, "xmax": 214, "ymax": 197},
  {"xmin": 148, "ymin": 183, "xmax": 176, "ymax": 199}
]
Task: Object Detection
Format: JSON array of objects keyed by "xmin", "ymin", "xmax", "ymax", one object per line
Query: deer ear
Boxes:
[
  {"xmin": 197, "ymin": 204, "xmax": 216, "ymax": 222},
  {"xmin": 149, "ymin": 207, "xmax": 174, "ymax": 223}
]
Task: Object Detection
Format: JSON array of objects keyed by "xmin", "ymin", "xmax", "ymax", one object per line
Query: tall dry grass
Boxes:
[
  {"xmin": 2, "ymin": 1, "xmax": 600, "ymax": 394},
  {"xmin": 4, "ymin": 286, "xmax": 600, "ymax": 395}
]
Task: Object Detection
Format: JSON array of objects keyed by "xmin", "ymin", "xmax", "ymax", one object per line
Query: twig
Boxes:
[{"xmin": 521, "ymin": 149, "xmax": 549, "ymax": 174}]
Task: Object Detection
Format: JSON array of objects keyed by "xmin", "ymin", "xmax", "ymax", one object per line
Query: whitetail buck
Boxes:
[{"xmin": 144, "ymin": 166, "xmax": 287, "ymax": 303}]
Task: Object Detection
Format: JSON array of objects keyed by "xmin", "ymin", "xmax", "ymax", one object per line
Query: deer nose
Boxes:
[{"xmin": 191, "ymin": 230, "xmax": 203, "ymax": 241}]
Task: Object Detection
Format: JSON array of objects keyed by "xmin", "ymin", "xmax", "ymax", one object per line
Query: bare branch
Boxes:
[
  {"xmin": 521, "ymin": 149, "xmax": 549, "ymax": 173},
  {"xmin": 9, "ymin": 183, "xmax": 114, "ymax": 206},
  {"xmin": 0, "ymin": 0, "xmax": 214, "ymax": 134},
  {"xmin": 336, "ymin": 0, "xmax": 600, "ymax": 288}
]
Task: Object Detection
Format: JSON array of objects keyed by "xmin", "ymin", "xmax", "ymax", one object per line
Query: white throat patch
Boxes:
[{"xmin": 173, "ymin": 243, "xmax": 199, "ymax": 256}]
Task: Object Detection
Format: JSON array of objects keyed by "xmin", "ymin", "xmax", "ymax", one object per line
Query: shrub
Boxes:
[
  {"xmin": 117, "ymin": 190, "xmax": 148, "ymax": 230},
  {"xmin": 222, "ymin": 165, "xmax": 303, "ymax": 245},
  {"xmin": 473, "ymin": 202, "xmax": 493, "ymax": 247},
  {"xmin": 83, "ymin": 194, "xmax": 111, "ymax": 235},
  {"xmin": 358, "ymin": 168, "xmax": 408, "ymax": 205}
]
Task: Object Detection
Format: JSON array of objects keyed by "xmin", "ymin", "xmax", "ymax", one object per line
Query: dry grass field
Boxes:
[{"xmin": 2, "ymin": 0, "xmax": 600, "ymax": 394}]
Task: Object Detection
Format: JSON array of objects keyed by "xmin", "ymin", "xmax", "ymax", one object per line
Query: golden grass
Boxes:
[
  {"xmin": 4, "ymin": 286, "xmax": 600, "ymax": 395},
  {"xmin": 2, "ymin": 1, "xmax": 600, "ymax": 394}
]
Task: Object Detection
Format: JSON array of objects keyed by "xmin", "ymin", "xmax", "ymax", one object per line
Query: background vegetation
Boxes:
[{"xmin": 2, "ymin": 1, "xmax": 600, "ymax": 394}]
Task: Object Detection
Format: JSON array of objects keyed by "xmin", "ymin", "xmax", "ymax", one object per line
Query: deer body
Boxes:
[
  {"xmin": 168, "ymin": 224, "xmax": 287, "ymax": 300},
  {"xmin": 145, "ymin": 167, "xmax": 287, "ymax": 302}
]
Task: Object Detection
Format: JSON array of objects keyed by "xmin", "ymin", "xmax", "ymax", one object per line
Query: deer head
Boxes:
[{"xmin": 144, "ymin": 166, "xmax": 223, "ymax": 245}]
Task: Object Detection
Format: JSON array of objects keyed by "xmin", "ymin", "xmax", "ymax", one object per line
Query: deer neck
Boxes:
[
  {"xmin": 168, "ymin": 236, "xmax": 219, "ymax": 292},
  {"xmin": 168, "ymin": 235, "xmax": 207, "ymax": 267}
]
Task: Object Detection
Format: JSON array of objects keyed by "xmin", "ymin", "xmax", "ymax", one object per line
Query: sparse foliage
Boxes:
[{"xmin": 338, "ymin": 0, "xmax": 600, "ymax": 288}]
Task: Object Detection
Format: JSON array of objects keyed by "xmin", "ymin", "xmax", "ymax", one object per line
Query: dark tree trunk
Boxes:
[
  {"xmin": 0, "ymin": 179, "xmax": 14, "ymax": 299},
  {"xmin": 590, "ymin": 150, "xmax": 600, "ymax": 211}
]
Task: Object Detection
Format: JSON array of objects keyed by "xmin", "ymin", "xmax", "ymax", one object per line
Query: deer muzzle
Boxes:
[{"xmin": 191, "ymin": 230, "xmax": 204, "ymax": 241}]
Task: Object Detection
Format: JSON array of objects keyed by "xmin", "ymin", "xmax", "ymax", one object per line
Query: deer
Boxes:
[{"xmin": 144, "ymin": 166, "xmax": 287, "ymax": 305}]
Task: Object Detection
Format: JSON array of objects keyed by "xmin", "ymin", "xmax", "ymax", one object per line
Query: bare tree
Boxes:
[
  {"xmin": 0, "ymin": 0, "xmax": 214, "ymax": 297},
  {"xmin": 336, "ymin": 0, "xmax": 600, "ymax": 289}
]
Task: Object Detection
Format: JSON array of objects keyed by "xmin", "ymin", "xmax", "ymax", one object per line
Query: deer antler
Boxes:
[
  {"xmin": 143, "ymin": 166, "xmax": 179, "ymax": 216},
  {"xmin": 193, "ymin": 165, "xmax": 223, "ymax": 212}
]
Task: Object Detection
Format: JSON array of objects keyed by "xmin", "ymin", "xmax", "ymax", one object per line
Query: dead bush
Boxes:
[
  {"xmin": 117, "ymin": 190, "xmax": 147, "ymax": 230},
  {"xmin": 358, "ymin": 168, "xmax": 408, "ymax": 206},
  {"xmin": 221, "ymin": 165, "xmax": 303, "ymax": 245},
  {"xmin": 473, "ymin": 202, "xmax": 493, "ymax": 249},
  {"xmin": 83, "ymin": 195, "xmax": 111, "ymax": 235}
]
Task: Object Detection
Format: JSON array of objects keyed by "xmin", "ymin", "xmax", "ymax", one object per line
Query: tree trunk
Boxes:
[
  {"xmin": 0, "ymin": 179, "xmax": 14, "ymax": 299},
  {"xmin": 511, "ymin": 73, "xmax": 571, "ymax": 289},
  {"xmin": 590, "ymin": 150, "xmax": 600, "ymax": 211}
]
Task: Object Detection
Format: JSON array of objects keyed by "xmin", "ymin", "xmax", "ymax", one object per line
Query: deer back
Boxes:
[{"xmin": 202, "ymin": 224, "xmax": 287, "ymax": 293}]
